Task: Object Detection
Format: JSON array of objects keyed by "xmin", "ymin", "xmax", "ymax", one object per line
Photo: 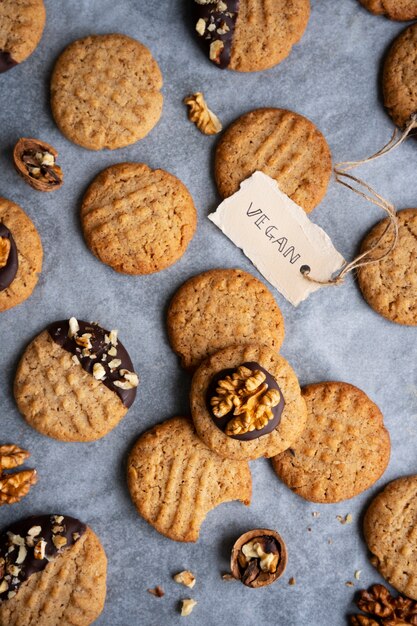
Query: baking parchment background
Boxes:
[{"xmin": 1, "ymin": 1, "xmax": 416, "ymax": 624}]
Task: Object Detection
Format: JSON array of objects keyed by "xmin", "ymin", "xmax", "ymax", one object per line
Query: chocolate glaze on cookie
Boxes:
[
  {"xmin": 0, "ymin": 51, "xmax": 17, "ymax": 73},
  {"xmin": 48, "ymin": 319, "xmax": 138, "ymax": 408},
  {"xmin": 0, "ymin": 514, "xmax": 86, "ymax": 601},
  {"xmin": 206, "ymin": 361, "xmax": 285, "ymax": 441},
  {"xmin": 194, "ymin": 0, "xmax": 239, "ymax": 69},
  {"xmin": 0, "ymin": 224, "xmax": 18, "ymax": 291}
]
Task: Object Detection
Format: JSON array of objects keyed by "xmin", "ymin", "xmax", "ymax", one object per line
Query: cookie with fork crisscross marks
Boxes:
[
  {"xmin": 359, "ymin": 0, "xmax": 417, "ymax": 21},
  {"xmin": 14, "ymin": 320, "xmax": 138, "ymax": 442},
  {"xmin": 81, "ymin": 162, "xmax": 197, "ymax": 275},
  {"xmin": 0, "ymin": 517, "xmax": 107, "ymax": 626},
  {"xmin": 214, "ymin": 108, "xmax": 332, "ymax": 212},
  {"xmin": 0, "ymin": 0, "xmax": 46, "ymax": 73},
  {"xmin": 51, "ymin": 34, "xmax": 163, "ymax": 150},
  {"xmin": 272, "ymin": 382, "xmax": 390, "ymax": 503},
  {"xmin": 364, "ymin": 475, "xmax": 417, "ymax": 600},
  {"xmin": 0, "ymin": 196, "xmax": 43, "ymax": 313},
  {"xmin": 127, "ymin": 417, "xmax": 252, "ymax": 542}
]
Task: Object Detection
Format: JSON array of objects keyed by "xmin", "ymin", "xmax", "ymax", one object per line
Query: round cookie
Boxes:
[
  {"xmin": 272, "ymin": 382, "xmax": 390, "ymax": 503},
  {"xmin": 167, "ymin": 268, "xmax": 285, "ymax": 371},
  {"xmin": 357, "ymin": 209, "xmax": 417, "ymax": 325},
  {"xmin": 193, "ymin": 0, "xmax": 310, "ymax": 72},
  {"xmin": 81, "ymin": 163, "xmax": 197, "ymax": 275},
  {"xmin": 190, "ymin": 344, "xmax": 307, "ymax": 461},
  {"xmin": 215, "ymin": 108, "xmax": 332, "ymax": 212},
  {"xmin": 127, "ymin": 416, "xmax": 252, "ymax": 542},
  {"xmin": 14, "ymin": 318, "xmax": 139, "ymax": 442},
  {"xmin": 0, "ymin": 197, "xmax": 43, "ymax": 313},
  {"xmin": 0, "ymin": 514, "xmax": 107, "ymax": 626},
  {"xmin": 364, "ymin": 475, "xmax": 417, "ymax": 600},
  {"xmin": 0, "ymin": 0, "xmax": 46, "ymax": 73},
  {"xmin": 51, "ymin": 34, "xmax": 163, "ymax": 150},
  {"xmin": 383, "ymin": 23, "xmax": 417, "ymax": 128},
  {"xmin": 359, "ymin": 0, "xmax": 417, "ymax": 20}
]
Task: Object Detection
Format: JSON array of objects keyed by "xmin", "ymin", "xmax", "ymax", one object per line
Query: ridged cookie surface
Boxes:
[
  {"xmin": 51, "ymin": 34, "xmax": 163, "ymax": 150},
  {"xmin": 127, "ymin": 417, "xmax": 252, "ymax": 542},
  {"xmin": 359, "ymin": 0, "xmax": 417, "ymax": 20},
  {"xmin": 364, "ymin": 475, "xmax": 417, "ymax": 599},
  {"xmin": 215, "ymin": 108, "xmax": 332, "ymax": 212},
  {"xmin": 167, "ymin": 268, "xmax": 285, "ymax": 370},
  {"xmin": 384, "ymin": 23, "xmax": 417, "ymax": 128},
  {"xmin": 0, "ymin": 527, "xmax": 107, "ymax": 626},
  {"xmin": 358, "ymin": 209, "xmax": 417, "ymax": 325},
  {"xmin": 81, "ymin": 163, "xmax": 197, "ymax": 275},
  {"xmin": 190, "ymin": 345, "xmax": 307, "ymax": 461},
  {"xmin": 14, "ymin": 331, "xmax": 129, "ymax": 442},
  {"xmin": 0, "ymin": 197, "xmax": 43, "ymax": 313},
  {"xmin": 0, "ymin": 0, "xmax": 46, "ymax": 71},
  {"xmin": 272, "ymin": 382, "xmax": 390, "ymax": 503}
]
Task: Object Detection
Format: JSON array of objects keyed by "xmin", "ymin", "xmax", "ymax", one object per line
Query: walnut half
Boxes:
[
  {"xmin": 0, "ymin": 444, "xmax": 37, "ymax": 506},
  {"xmin": 184, "ymin": 92, "xmax": 222, "ymax": 135}
]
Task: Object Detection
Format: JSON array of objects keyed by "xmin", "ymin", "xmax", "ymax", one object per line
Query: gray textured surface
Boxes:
[{"xmin": 0, "ymin": 0, "xmax": 416, "ymax": 624}]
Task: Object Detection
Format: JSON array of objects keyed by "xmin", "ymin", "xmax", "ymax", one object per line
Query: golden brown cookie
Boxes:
[
  {"xmin": 0, "ymin": 197, "xmax": 43, "ymax": 313},
  {"xmin": 357, "ymin": 209, "xmax": 417, "ymax": 325},
  {"xmin": 51, "ymin": 34, "xmax": 163, "ymax": 150},
  {"xmin": 383, "ymin": 23, "xmax": 417, "ymax": 128},
  {"xmin": 0, "ymin": 514, "xmax": 107, "ymax": 626},
  {"xmin": 359, "ymin": 0, "xmax": 417, "ymax": 20},
  {"xmin": 190, "ymin": 345, "xmax": 307, "ymax": 461},
  {"xmin": 193, "ymin": 0, "xmax": 310, "ymax": 72},
  {"xmin": 214, "ymin": 108, "xmax": 332, "ymax": 212},
  {"xmin": 127, "ymin": 417, "xmax": 252, "ymax": 542},
  {"xmin": 14, "ymin": 318, "xmax": 139, "ymax": 442},
  {"xmin": 0, "ymin": 0, "xmax": 46, "ymax": 73},
  {"xmin": 167, "ymin": 268, "xmax": 285, "ymax": 371},
  {"xmin": 81, "ymin": 163, "xmax": 197, "ymax": 275},
  {"xmin": 364, "ymin": 475, "xmax": 417, "ymax": 600},
  {"xmin": 272, "ymin": 382, "xmax": 390, "ymax": 503}
]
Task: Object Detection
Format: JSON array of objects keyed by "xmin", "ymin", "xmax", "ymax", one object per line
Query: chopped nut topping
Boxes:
[
  {"xmin": 109, "ymin": 330, "xmax": 118, "ymax": 346},
  {"xmin": 207, "ymin": 23, "xmax": 216, "ymax": 31},
  {"xmin": 108, "ymin": 358, "xmax": 122, "ymax": 370},
  {"xmin": 52, "ymin": 525, "xmax": 64, "ymax": 534},
  {"xmin": 27, "ymin": 526, "xmax": 42, "ymax": 538},
  {"xmin": 72, "ymin": 355, "xmax": 80, "ymax": 365},
  {"xmin": 52, "ymin": 535, "xmax": 67, "ymax": 550},
  {"xmin": 75, "ymin": 333, "xmax": 92, "ymax": 350},
  {"xmin": 173, "ymin": 570, "xmax": 196, "ymax": 589},
  {"xmin": 184, "ymin": 92, "xmax": 222, "ymax": 136},
  {"xmin": 53, "ymin": 515, "xmax": 64, "ymax": 524},
  {"xmin": 34, "ymin": 540, "xmax": 46, "ymax": 560},
  {"xmin": 15, "ymin": 545, "xmax": 27, "ymax": 564},
  {"xmin": 93, "ymin": 363, "xmax": 106, "ymax": 381},
  {"xmin": 7, "ymin": 564, "xmax": 20, "ymax": 576},
  {"xmin": 217, "ymin": 0, "xmax": 227, "ymax": 9},
  {"xmin": 72, "ymin": 532, "xmax": 80, "ymax": 541},
  {"xmin": 108, "ymin": 346, "xmax": 117, "ymax": 357},
  {"xmin": 209, "ymin": 39, "xmax": 224, "ymax": 63},
  {"xmin": 181, "ymin": 599, "xmax": 197, "ymax": 617},
  {"xmin": 0, "ymin": 580, "xmax": 8, "ymax": 593},
  {"xmin": 68, "ymin": 317, "xmax": 80, "ymax": 338},
  {"xmin": 0, "ymin": 237, "xmax": 11, "ymax": 268},
  {"xmin": 210, "ymin": 365, "xmax": 281, "ymax": 436},
  {"xmin": 195, "ymin": 18, "xmax": 206, "ymax": 35},
  {"xmin": 147, "ymin": 585, "xmax": 165, "ymax": 597},
  {"xmin": 114, "ymin": 370, "xmax": 139, "ymax": 389}
]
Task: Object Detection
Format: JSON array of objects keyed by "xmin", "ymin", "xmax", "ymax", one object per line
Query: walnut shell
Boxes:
[
  {"xmin": 230, "ymin": 528, "xmax": 287, "ymax": 588},
  {"xmin": 13, "ymin": 137, "xmax": 63, "ymax": 192}
]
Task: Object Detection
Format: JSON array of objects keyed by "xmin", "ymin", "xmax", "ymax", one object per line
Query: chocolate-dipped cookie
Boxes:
[
  {"xmin": 0, "ymin": 197, "xmax": 43, "ymax": 313},
  {"xmin": 14, "ymin": 318, "xmax": 139, "ymax": 442},
  {"xmin": 193, "ymin": 0, "xmax": 310, "ymax": 72},
  {"xmin": 0, "ymin": 0, "xmax": 46, "ymax": 73},
  {"xmin": 190, "ymin": 344, "xmax": 307, "ymax": 461},
  {"xmin": 0, "ymin": 514, "xmax": 107, "ymax": 626}
]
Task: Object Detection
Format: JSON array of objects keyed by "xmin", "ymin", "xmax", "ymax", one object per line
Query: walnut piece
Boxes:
[
  {"xmin": 183, "ymin": 92, "xmax": 222, "ymax": 135},
  {"xmin": 13, "ymin": 138, "xmax": 63, "ymax": 192},
  {"xmin": 147, "ymin": 585, "xmax": 165, "ymax": 597},
  {"xmin": 0, "ymin": 470, "xmax": 37, "ymax": 505},
  {"xmin": 209, "ymin": 39, "xmax": 224, "ymax": 63},
  {"xmin": 352, "ymin": 584, "xmax": 417, "ymax": 625},
  {"xmin": 0, "ymin": 445, "xmax": 30, "ymax": 470},
  {"xmin": 181, "ymin": 599, "xmax": 197, "ymax": 617},
  {"xmin": 210, "ymin": 365, "xmax": 281, "ymax": 436},
  {"xmin": 0, "ymin": 238, "xmax": 11, "ymax": 269},
  {"xmin": 173, "ymin": 570, "xmax": 196, "ymax": 589}
]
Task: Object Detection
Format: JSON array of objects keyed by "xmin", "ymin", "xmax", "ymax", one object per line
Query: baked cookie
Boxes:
[
  {"xmin": 127, "ymin": 417, "xmax": 251, "ymax": 542},
  {"xmin": 215, "ymin": 108, "xmax": 332, "ymax": 212},
  {"xmin": 364, "ymin": 475, "xmax": 417, "ymax": 600},
  {"xmin": 359, "ymin": 0, "xmax": 417, "ymax": 21},
  {"xmin": 384, "ymin": 23, "xmax": 417, "ymax": 128},
  {"xmin": 81, "ymin": 163, "xmax": 197, "ymax": 275},
  {"xmin": 357, "ymin": 209, "xmax": 417, "ymax": 325},
  {"xmin": 14, "ymin": 318, "xmax": 139, "ymax": 442},
  {"xmin": 0, "ymin": 0, "xmax": 46, "ymax": 73},
  {"xmin": 167, "ymin": 269, "xmax": 285, "ymax": 371},
  {"xmin": 193, "ymin": 0, "xmax": 310, "ymax": 72},
  {"xmin": 51, "ymin": 34, "xmax": 163, "ymax": 150},
  {"xmin": 0, "ymin": 197, "xmax": 42, "ymax": 313},
  {"xmin": 190, "ymin": 344, "xmax": 307, "ymax": 461},
  {"xmin": 272, "ymin": 382, "xmax": 390, "ymax": 503},
  {"xmin": 0, "ymin": 514, "xmax": 107, "ymax": 625}
]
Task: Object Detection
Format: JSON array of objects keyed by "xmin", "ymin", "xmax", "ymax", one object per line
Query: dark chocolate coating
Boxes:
[
  {"xmin": 0, "ymin": 514, "xmax": 86, "ymax": 601},
  {"xmin": 206, "ymin": 362, "xmax": 285, "ymax": 441},
  {"xmin": 194, "ymin": 0, "xmax": 239, "ymax": 69},
  {"xmin": 0, "ymin": 51, "xmax": 18, "ymax": 73},
  {"xmin": 48, "ymin": 320, "xmax": 137, "ymax": 408},
  {"xmin": 0, "ymin": 223, "xmax": 18, "ymax": 291}
]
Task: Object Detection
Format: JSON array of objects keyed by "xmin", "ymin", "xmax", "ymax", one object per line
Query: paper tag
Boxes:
[{"xmin": 208, "ymin": 171, "xmax": 345, "ymax": 306}]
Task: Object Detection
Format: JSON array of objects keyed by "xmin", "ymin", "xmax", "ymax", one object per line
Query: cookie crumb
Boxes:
[
  {"xmin": 354, "ymin": 570, "xmax": 361, "ymax": 580},
  {"xmin": 312, "ymin": 512, "xmax": 320, "ymax": 518},
  {"xmin": 336, "ymin": 514, "xmax": 352, "ymax": 525},
  {"xmin": 222, "ymin": 573, "xmax": 235, "ymax": 581},
  {"xmin": 345, "ymin": 581, "xmax": 354, "ymax": 587},
  {"xmin": 289, "ymin": 577, "xmax": 296, "ymax": 586},
  {"xmin": 147, "ymin": 586, "xmax": 164, "ymax": 598}
]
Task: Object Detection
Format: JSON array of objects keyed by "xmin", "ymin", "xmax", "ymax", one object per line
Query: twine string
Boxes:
[{"xmin": 301, "ymin": 115, "xmax": 417, "ymax": 286}]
